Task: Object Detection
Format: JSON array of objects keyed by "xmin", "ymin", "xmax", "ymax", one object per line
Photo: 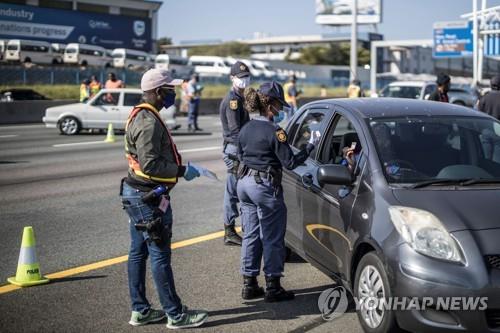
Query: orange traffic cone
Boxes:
[
  {"xmin": 7, "ymin": 226, "xmax": 49, "ymax": 287},
  {"xmin": 104, "ymin": 123, "xmax": 115, "ymax": 143}
]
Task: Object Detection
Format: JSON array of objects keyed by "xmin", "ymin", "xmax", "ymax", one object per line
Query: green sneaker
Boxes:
[
  {"xmin": 129, "ymin": 308, "xmax": 166, "ymax": 326},
  {"xmin": 166, "ymin": 309, "xmax": 208, "ymax": 329}
]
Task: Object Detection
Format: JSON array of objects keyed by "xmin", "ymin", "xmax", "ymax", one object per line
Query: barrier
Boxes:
[{"xmin": 0, "ymin": 97, "xmax": 325, "ymax": 125}]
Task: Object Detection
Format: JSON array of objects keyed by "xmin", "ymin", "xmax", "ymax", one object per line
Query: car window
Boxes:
[
  {"xmin": 318, "ymin": 114, "xmax": 362, "ymax": 165},
  {"xmin": 92, "ymin": 93, "xmax": 119, "ymax": 106},
  {"xmin": 423, "ymin": 84, "xmax": 436, "ymax": 99},
  {"xmin": 291, "ymin": 109, "xmax": 328, "ymax": 158},
  {"xmin": 369, "ymin": 116, "xmax": 500, "ymax": 184},
  {"xmin": 381, "ymin": 86, "xmax": 421, "ymax": 99},
  {"xmin": 123, "ymin": 93, "xmax": 142, "ymax": 106}
]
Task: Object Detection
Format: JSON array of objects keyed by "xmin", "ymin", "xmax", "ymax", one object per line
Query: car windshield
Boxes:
[
  {"xmin": 65, "ymin": 48, "xmax": 77, "ymax": 54},
  {"xmin": 7, "ymin": 44, "xmax": 18, "ymax": 51},
  {"xmin": 380, "ymin": 86, "xmax": 422, "ymax": 99},
  {"xmin": 368, "ymin": 116, "xmax": 500, "ymax": 185},
  {"xmin": 112, "ymin": 53, "xmax": 124, "ymax": 59}
]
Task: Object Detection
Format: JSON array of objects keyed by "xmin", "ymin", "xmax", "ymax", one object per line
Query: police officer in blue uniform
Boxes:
[
  {"xmin": 220, "ymin": 61, "xmax": 251, "ymax": 246},
  {"xmin": 237, "ymin": 81, "xmax": 320, "ymax": 302}
]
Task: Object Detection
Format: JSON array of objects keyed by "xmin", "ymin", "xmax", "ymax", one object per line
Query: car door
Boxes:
[
  {"xmin": 303, "ymin": 107, "xmax": 368, "ymax": 277},
  {"xmin": 282, "ymin": 106, "xmax": 332, "ymax": 258},
  {"xmin": 121, "ymin": 92, "xmax": 143, "ymax": 129},
  {"xmin": 85, "ymin": 91, "xmax": 121, "ymax": 128}
]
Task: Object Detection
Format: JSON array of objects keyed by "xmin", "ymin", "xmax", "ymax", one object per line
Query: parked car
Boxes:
[
  {"xmin": 283, "ymin": 98, "xmax": 500, "ymax": 333},
  {"xmin": 43, "ymin": 88, "xmax": 178, "ymax": 135},
  {"xmin": 111, "ymin": 48, "xmax": 151, "ymax": 69},
  {"xmin": 63, "ymin": 43, "xmax": 110, "ymax": 67},
  {"xmin": 189, "ymin": 55, "xmax": 230, "ymax": 78},
  {"xmin": 5, "ymin": 39, "xmax": 58, "ymax": 65},
  {"xmin": 378, "ymin": 81, "xmax": 478, "ymax": 107},
  {"xmin": 0, "ymin": 89, "xmax": 50, "ymax": 102},
  {"xmin": 155, "ymin": 54, "xmax": 194, "ymax": 79}
]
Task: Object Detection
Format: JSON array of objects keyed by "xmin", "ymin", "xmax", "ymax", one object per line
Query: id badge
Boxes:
[{"xmin": 158, "ymin": 195, "xmax": 170, "ymax": 213}]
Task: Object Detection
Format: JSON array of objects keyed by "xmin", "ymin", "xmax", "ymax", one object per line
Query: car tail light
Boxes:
[
  {"xmin": 485, "ymin": 255, "xmax": 500, "ymax": 269},
  {"xmin": 486, "ymin": 309, "xmax": 500, "ymax": 328}
]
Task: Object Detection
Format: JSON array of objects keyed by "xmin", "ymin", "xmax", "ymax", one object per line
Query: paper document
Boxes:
[{"xmin": 190, "ymin": 163, "xmax": 220, "ymax": 181}]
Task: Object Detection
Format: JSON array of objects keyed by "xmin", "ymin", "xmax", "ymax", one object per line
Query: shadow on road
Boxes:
[
  {"xmin": 204, "ymin": 284, "xmax": 336, "ymax": 328},
  {"xmin": 49, "ymin": 275, "xmax": 107, "ymax": 284}
]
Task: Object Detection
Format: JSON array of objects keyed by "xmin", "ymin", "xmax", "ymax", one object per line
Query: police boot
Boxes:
[
  {"xmin": 242, "ymin": 276, "xmax": 265, "ymax": 300},
  {"xmin": 224, "ymin": 225, "xmax": 242, "ymax": 246},
  {"xmin": 264, "ymin": 276, "xmax": 295, "ymax": 302}
]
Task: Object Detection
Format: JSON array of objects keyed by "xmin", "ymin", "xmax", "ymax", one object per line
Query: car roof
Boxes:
[
  {"xmin": 99, "ymin": 88, "xmax": 142, "ymax": 93},
  {"xmin": 387, "ymin": 81, "xmax": 434, "ymax": 87},
  {"xmin": 312, "ymin": 98, "xmax": 489, "ymax": 119}
]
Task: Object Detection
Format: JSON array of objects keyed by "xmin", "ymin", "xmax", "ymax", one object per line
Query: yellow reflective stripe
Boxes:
[
  {"xmin": 133, "ymin": 169, "xmax": 177, "ymax": 183},
  {"xmin": 135, "ymin": 103, "xmax": 159, "ymax": 114}
]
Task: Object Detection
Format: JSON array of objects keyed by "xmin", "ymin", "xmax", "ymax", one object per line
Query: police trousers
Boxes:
[
  {"xmin": 236, "ymin": 174, "xmax": 287, "ymax": 277},
  {"xmin": 222, "ymin": 143, "xmax": 239, "ymax": 226}
]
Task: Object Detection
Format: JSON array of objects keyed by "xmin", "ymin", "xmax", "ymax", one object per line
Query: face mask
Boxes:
[
  {"xmin": 272, "ymin": 109, "xmax": 285, "ymax": 124},
  {"xmin": 163, "ymin": 91, "xmax": 176, "ymax": 109},
  {"xmin": 232, "ymin": 76, "xmax": 250, "ymax": 89}
]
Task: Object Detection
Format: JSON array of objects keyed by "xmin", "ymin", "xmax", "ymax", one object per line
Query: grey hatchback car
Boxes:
[{"xmin": 283, "ymin": 98, "xmax": 500, "ymax": 333}]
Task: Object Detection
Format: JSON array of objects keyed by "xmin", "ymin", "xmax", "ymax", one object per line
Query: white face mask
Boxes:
[{"xmin": 232, "ymin": 76, "xmax": 250, "ymax": 89}]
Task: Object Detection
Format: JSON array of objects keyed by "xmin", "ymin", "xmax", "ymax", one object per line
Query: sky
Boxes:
[{"xmin": 158, "ymin": 0, "xmax": 500, "ymax": 44}]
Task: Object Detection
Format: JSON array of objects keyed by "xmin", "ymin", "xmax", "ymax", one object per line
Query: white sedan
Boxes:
[{"xmin": 43, "ymin": 88, "xmax": 179, "ymax": 135}]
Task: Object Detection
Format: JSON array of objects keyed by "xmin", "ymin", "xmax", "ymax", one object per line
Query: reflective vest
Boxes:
[
  {"xmin": 89, "ymin": 81, "xmax": 101, "ymax": 96},
  {"xmin": 79, "ymin": 84, "xmax": 89, "ymax": 102},
  {"xmin": 283, "ymin": 82, "xmax": 293, "ymax": 103},
  {"xmin": 125, "ymin": 103, "xmax": 181, "ymax": 185}
]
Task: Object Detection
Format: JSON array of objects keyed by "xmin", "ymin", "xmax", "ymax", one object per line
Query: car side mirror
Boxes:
[{"xmin": 317, "ymin": 164, "xmax": 354, "ymax": 186}]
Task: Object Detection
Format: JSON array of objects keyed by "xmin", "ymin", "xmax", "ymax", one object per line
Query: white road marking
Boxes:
[
  {"xmin": 0, "ymin": 135, "xmax": 18, "ymax": 138},
  {"xmin": 179, "ymin": 146, "xmax": 220, "ymax": 153},
  {"xmin": 53, "ymin": 141, "xmax": 107, "ymax": 148}
]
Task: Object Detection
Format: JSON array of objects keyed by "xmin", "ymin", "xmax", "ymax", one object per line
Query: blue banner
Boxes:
[
  {"xmin": 433, "ymin": 21, "xmax": 473, "ymax": 58},
  {"xmin": 0, "ymin": 3, "xmax": 151, "ymax": 51}
]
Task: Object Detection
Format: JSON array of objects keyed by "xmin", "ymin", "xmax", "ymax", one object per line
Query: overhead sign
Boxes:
[
  {"xmin": 315, "ymin": 0, "xmax": 382, "ymax": 25},
  {"xmin": 0, "ymin": 3, "xmax": 152, "ymax": 51},
  {"xmin": 433, "ymin": 21, "xmax": 473, "ymax": 58}
]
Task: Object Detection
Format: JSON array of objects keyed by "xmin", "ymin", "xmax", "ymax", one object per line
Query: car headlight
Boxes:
[{"xmin": 389, "ymin": 206, "xmax": 463, "ymax": 263}]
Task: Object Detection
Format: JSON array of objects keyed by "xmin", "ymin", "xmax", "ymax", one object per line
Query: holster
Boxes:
[
  {"xmin": 134, "ymin": 216, "xmax": 170, "ymax": 247},
  {"xmin": 227, "ymin": 152, "xmax": 240, "ymax": 175}
]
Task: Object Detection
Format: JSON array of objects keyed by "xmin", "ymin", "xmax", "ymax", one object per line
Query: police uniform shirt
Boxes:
[
  {"xmin": 238, "ymin": 116, "xmax": 313, "ymax": 171},
  {"xmin": 220, "ymin": 88, "xmax": 249, "ymax": 144},
  {"xmin": 478, "ymin": 90, "xmax": 500, "ymax": 120}
]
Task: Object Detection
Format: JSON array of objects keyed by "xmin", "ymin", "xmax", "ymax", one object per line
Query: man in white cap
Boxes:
[{"xmin": 120, "ymin": 69, "xmax": 208, "ymax": 329}]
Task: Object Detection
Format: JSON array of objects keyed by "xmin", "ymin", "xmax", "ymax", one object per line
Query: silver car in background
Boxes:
[{"xmin": 378, "ymin": 81, "xmax": 478, "ymax": 107}]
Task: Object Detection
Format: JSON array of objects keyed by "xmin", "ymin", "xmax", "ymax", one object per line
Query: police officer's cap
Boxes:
[
  {"xmin": 490, "ymin": 75, "xmax": 500, "ymax": 89},
  {"xmin": 436, "ymin": 73, "xmax": 451, "ymax": 86},
  {"xmin": 258, "ymin": 81, "xmax": 290, "ymax": 107},
  {"xmin": 230, "ymin": 61, "xmax": 250, "ymax": 78}
]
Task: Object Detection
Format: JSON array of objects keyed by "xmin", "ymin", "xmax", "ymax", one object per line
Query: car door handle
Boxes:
[
  {"xmin": 111, "ymin": 107, "xmax": 119, "ymax": 111},
  {"xmin": 301, "ymin": 173, "xmax": 313, "ymax": 188}
]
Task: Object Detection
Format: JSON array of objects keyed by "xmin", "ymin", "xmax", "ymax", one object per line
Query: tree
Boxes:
[
  {"xmin": 188, "ymin": 42, "xmax": 251, "ymax": 57},
  {"xmin": 156, "ymin": 37, "xmax": 172, "ymax": 53},
  {"xmin": 292, "ymin": 43, "xmax": 370, "ymax": 66}
]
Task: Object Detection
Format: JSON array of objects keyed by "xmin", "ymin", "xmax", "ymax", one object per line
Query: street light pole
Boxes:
[
  {"xmin": 350, "ymin": 0, "xmax": 358, "ymax": 81},
  {"xmin": 473, "ymin": 0, "xmax": 479, "ymax": 85}
]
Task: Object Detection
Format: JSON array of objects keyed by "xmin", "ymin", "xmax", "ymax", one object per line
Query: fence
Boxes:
[
  {"xmin": 0, "ymin": 65, "xmax": 143, "ymax": 86},
  {"xmin": 0, "ymin": 65, "xmax": 351, "ymax": 87}
]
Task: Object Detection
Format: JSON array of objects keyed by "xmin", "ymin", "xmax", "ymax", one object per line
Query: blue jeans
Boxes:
[
  {"xmin": 237, "ymin": 175, "xmax": 287, "ymax": 277},
  {"xmin": 188, "ymin": 99, "xmax": 200, "ymax": 128},
  {"xmin": 121, "ymin": 182, "xmax": 183, "ymax": 319},
  {"xmin": 222, "ymin": 143, "xmax": 239, "ymax": 227}
]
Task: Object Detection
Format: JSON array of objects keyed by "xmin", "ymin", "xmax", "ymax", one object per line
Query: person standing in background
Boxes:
[
  {"xmin": 477, "ymin": 75, "xmax": 500, "ymax": 120},
  {"xmin": 187, "ymin": 74, "xmax": 203, "ymax": 132},
  {"xmin": 283, "ymin": 75, "xmax": 300, "ymax": 119},
  {"xmin": 80, "ymin": 79, "xmax": 90, "ymax": 103},
  {"xmin": 428, "ymin": 73, "xmax": 451, "ymax": 103},
  {"xmin": 105, "ymin": 72, "xmax": 125, "ymax": 89},
  {"xmin": 89, "ymin": 75, "xmax": 102, "ymax": 99},
  {"xmin": 219, "ymin": 61, "xmax": 251, "ymax": 246},
  {"xmin": 347, "ymin": 79, "xmax": 363, "ymax": 98}
]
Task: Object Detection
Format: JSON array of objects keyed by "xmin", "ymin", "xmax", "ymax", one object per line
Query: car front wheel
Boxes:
[
  {"xmin": 58, "ymin": 116, "xmax": 81, "ymax": 135},
  {"xmin": 354, "ymin": 252, "xmax": 404, "ymax": 333}
]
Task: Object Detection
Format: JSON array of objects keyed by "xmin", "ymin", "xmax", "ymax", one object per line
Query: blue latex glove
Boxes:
[{"xmin": 183, "ymin": 162, "xmax": 200, "ymax": 181}]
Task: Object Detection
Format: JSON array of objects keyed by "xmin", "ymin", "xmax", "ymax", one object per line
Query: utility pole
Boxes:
[
  {"xmin": 473, "ymin": 0, "xmax": 479, "ymax": 85},
  {"xmin": 478, "ymin": 0, "xmax": 487, "ymax": 82},
  {"xmin": 350, "ymin": 0, "xmax": 358, "ymax": 81}
]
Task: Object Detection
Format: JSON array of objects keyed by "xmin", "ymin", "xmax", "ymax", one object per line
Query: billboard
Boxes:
[
  {"xmin": 0, "ymin": 3, "xmax": 152, "ymax": 51},
  {"xmin": 315, "ymin": 0, "xmax": 381, "ymax": 25},
  {"xmin": 433, "ymin": 21, "xmax": 473, "ymax": 58}
]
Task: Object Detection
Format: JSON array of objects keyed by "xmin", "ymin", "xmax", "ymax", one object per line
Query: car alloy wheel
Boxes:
[
  {"xmin": 59, "ymin": 117, "xmax": 80, "ymax": 135},
  {"xmin": 358, "ymin": 264, "xmax": 385, "ymax": 328}
]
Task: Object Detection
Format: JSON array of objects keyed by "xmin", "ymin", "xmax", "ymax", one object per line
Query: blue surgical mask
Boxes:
[
  {"xmin": 273, "ymin": 110, "xmax": 285, "ymax": 124},
  {"xmin": 163, "ymin": 91, "xmax": 176, "ymax": 109}
]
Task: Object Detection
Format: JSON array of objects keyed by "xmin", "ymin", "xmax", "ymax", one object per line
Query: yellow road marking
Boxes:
[{"xmin": 0, "ymin": 228, "xmax": 239, "ymax": 295}]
